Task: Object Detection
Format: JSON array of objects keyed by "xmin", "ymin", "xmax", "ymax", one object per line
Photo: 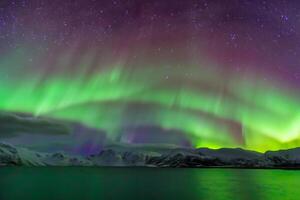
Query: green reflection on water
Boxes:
[{"xmin": 0, "ymin": 168, "xmax": 298, "ymax": 200}]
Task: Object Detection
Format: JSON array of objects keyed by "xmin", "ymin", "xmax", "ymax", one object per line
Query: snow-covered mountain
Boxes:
[
  {"xmin": 0, "ymin": 143, "xmax": 92, "ymax": 166},
  {"xmin": 2, "ymin": 142, "xmax": 300, "ymax": 168}
]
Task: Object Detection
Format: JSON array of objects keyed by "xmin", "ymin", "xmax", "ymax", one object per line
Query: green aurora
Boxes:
[{"xmin": 1, "ymin": 48, "xmax": 300, "ymax": 152}]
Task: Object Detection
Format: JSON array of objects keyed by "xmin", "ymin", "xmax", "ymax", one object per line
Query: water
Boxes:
[{"xmin": 0, "ymin": 167, "xmax": 299, "ymax": 200}]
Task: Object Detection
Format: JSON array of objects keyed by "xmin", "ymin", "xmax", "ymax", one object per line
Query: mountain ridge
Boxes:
[{"xmin": 2, "ymin": 142, "xmax": 300, "ymax": 168}]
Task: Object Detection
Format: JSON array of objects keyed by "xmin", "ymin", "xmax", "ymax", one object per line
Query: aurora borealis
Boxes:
[{"xmin": 1, "ymin": 0, "xmax": 300, "ymax": 152}]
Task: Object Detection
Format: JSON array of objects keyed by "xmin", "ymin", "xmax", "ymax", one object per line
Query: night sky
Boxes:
[{"xmin": 1, "ymin": 0, "xmax": 300, "ymax": 152}]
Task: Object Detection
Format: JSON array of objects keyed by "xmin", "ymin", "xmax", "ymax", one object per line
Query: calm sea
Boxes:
[{"xmin": 0, "ymin": 167, "xmax": 298, "ymax": 200}]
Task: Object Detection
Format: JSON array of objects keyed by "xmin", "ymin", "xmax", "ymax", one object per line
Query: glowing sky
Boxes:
[{"xmin": 1, "ymin": 0, "xmax": 300, "ymax": 152}]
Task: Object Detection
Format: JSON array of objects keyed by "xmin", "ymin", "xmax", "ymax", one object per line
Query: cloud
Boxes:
[{"xmin": 0, "ymin": 112, "xmax": 71, "ymax": 138}]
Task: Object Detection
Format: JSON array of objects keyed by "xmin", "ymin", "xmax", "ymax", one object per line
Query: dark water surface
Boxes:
[{"xmin": 0, "ymin": 167, "xmax": 299, "ymax": 200}]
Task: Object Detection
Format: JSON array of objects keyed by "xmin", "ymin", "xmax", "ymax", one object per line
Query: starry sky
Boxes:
[{"xmin": 0, "ymin": 0, "xmax": 300, "ymax": 152}]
